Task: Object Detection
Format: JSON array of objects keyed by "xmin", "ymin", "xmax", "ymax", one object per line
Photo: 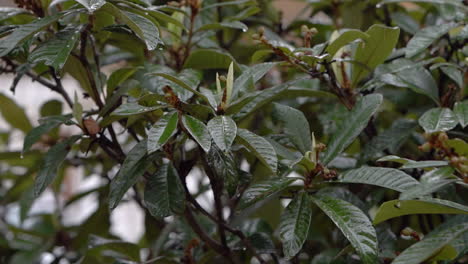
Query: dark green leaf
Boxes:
[
  {"xmin": 197, "ymin": 21, "xmax": 248, "ymax": 32},
  {"xmin": 22, "ymin": 121, "xmax": 63, "ymax": 155},
  {"xmin": 102, "ymin": 3, "xmax": 162, "ymax": 50},
  {"xmin": 311, "ymin": 195, "xmax": 378, "ymax": 264},
  {"xmin": 392, "ymin": 222, "xmax": 468, "ymax": 264},
  {"xmin": 232, "ymin": 62, "xmax": 277, "ymax": 99},
  {"xmin": 279, "ymin": 192, "xmax": 312, "ymax": 259},
  {"xmin": 405, "ymin": 23, "xmax": 458, "ymax": 58},
  {"xmin": 206, "ymin": 145, "xmax": 238, "ymax": 196},
  {"xmin": 109, "ymin": 140, "xmax": 149, "ymax": 210},
  {"xmin": 207, "ymin": 115, "xmax": 237, "ymax": 151},
  {"xmin": 144, "ymin": 163, "xmax": 185, "ymax": 218},
  {"xmin": 183, "ymin": 49, "xmax": 238, "ymax": 70},
  {"xmin": 87, "ymin": 235, "xmax": 140, "ymax": 262},
  {"xmin": 236, "ymin": 128, "xmax": 277, "ymax": 173},
  {"xmin": 337, "ymin": 167, "xmax": 419, "ymax": 192},
  {"xmin": 418, "ymin": 108, "xmax": 458, "ymax": 133},
  {"xmin": 112, "ymin": 103, "xmax": 161, "ymax": 116},
  {"xmin": 29, "ymin": 25, "xmax": 82, "ymax": 71},
  {"xmin": 399, "ymin": 167, "xmax": 456, "ymax": 200},
  {"xmin": 240, "ymin": 177, "xmax": 295, "ymax": 209},
  {"xmin": 147, "ymin": 112, "xmax": 178, "ymax": 153},
  {"xmin": 182, "ymin": 115, "xmax": 212, "ymax": 153},
  {"xmin": 272, "ymin": 103, "xmax": 311, "ymax": 154},
  {"xmin": 454, "ymin": 100, "xmax": 468, "ymax": 128},
  {"xmin": 0, "ymin": 13, "xmax": 64, "ymax": 56},
  {"xmin": 34, "ymin": 135, "xmax": 81, "ymax": 197},
  {"xmin": 378, "ymin": 0, "xmax": 468, "ymax": 10},
  {"xmin": 322, "ymin": 94, "xmax": 383, "ymax": 165},
  {"xmin": 106, "ymin": 68, "xmax": 136, "ymax": 96}
]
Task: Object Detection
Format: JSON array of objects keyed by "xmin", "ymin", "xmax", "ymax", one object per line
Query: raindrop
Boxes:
[
  {"xmin": 242, "ymin": 28, "xmax": 247, "ymax": 32},
  {"xmin": 145, "ymin": 12, "xmax": 149, "ymax": 15},
  {"xmin": 376, "ymin": 3, "xmax": 382, "ymax": 8},
  {"xmin": 20, "ymin": 154, "xmax": 24, "ymax": 159}
]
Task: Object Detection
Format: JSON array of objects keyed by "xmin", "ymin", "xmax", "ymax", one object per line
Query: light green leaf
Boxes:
[
  {"xmin": 34, "ymin": 135, "xmax": 81, "ymax": 197},
  {"xmin": 147, "ymin": 112, "xmax": 178, "ymax": 153},
  {"xmin": 311, "ymin": 195, "xmax": 378, "ymax": 264},
  {"xmin": 322, "ymin": 94, "xmax": 383, "ymax": 165},
  {"xmin": 202, "ymin": 0, "xmax": 256, "ymax": 10},
  {"xmin": 337, "ymin": 167, "xmax": 419, "ymax": 192},
  {"xmin": 405, "ymin": 23, "xmax": 458, "ymax": 58},
  {"xmin": 226, "ymin": 62, "xmax": 234, "ymax": 105},
  {"xmin": 236, "ymin": 128, "xmax": 277, "ymax": 173},
  {"xmin": 102, "ymin": 3, "xmax": 162, "ymax": 50},
  {"xmin": 112, "ymin": 103, "xmax": 161, "ymax": 116},
  {"xmin": 207, "ymin": 116, "xmax": 237, "ymax": 151},
  {"xmin": 0, "ymin": 12, "xmax": 64, "ymax": 56},
  {"xmin": 272, "ymin": 103, "xmax": 311, "ymax": 154},
  {"xmin": 454, "ymin": 100, "xmax": 468, "ymax": 128},
  {"xmin": 373, "ymin": 198, "xmax": 468, "ymax": 224},
  {"xmin": 279, "ymin": 192, "xmax": 312, "ymax": 259},
  {"xmin": 73, "ymin": 92, "xmax": 83, "ymax": 125},
  {"xmin": 392, "ymin": 222, "xmax": 468, "ymax": 264},
  {"xmin": 418, "ymin": 108, "xmax": 458, "ymax": 133},
  {"xmin": 183, "ymin": 49, "xmax": 238, "ymax": 70},
  {"xmin": 351, "ymin": 25, "xmax": 400, "ymax": 88},
  {"xmin": 29, "ymin": 25, "xmax": 82, "ymax": 71},
  {"xmin": 182, "ymin": 115, "xmax": 212, "ymax": 153},
  {"xmin": 109, "ymin": 140, "xmax": 149, "ymax": 210},
  {"xmin": 240, "ymin": 177, "xmax": 295, "ymax": 209},
  {"xmin": 144, "ymin": 163, "xmax": 185, "ymax": 218},
  {"xmin": 326, "ymin": 29, "xmax": 369, "ymax": 57},
  {"xmin": 75, "ymin": 0, "xmax": 105, "ymax": 12},
  {"xmin": 0, "ymin": 93, "xmax": 32, "ymax": 133}
]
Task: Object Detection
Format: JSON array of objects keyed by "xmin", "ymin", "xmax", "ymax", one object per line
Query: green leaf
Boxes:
[
  {"xmin": 361, "ymin": 119, "xmax": 417, "ymax": 162},
  {"xmin": 399, "ymin": 167, "xmax": 456, "ymax": 200},
  {"xmin": 405, "ymin": 23, "xmax": 458, "ymax": 58},
  {"xmin": 34, "ymin": 135, "xmax": 81, "ymax": 197},
  {"xmin": 147, "ymin": 112, "xmax": 179, "ymax": 153},
  {"xmin": 392, "ymin": 222, "xmax": 468, "ymax": 264},
  {"xmin": 326, "ymin": 29, "xmax": 369, "ymax": 57},
  {"xmin": 22, "ymin": 120, "xmax": 63, "ymax": 155},
  {"xmin": 279, "ymin": 192, "xmax": 313, "ymax": 259},
  {"xmin": 197, "ymin": 21, "xmax": 248, "ymax": 32},
  {"xmin": 225, "ymin": 62, "xmax": 234, "ymax": 105},
  {"xmin": 272, "ymin": 103, "xmax": 311, "ymax": 154},
  {"xmin": 375, "ymin": 58, "xmax": 439, "ymax": 103},
  {"xmin": 322, "ymin": 94, "xmax": 383, "ymax": 165},
  {"xmin": 73, "ymin": 92, "xmax": 83, "ymax": 125},
  {"xmin": 102, "ymin": 3, "xmax": 162, "ymax": 50},
  {"xmin": 87, "ymin": 235, "xmax": 140, "ymax": 262},
  {"xmin": 182, "ymin": 115, "xmax": 212, "ymax": 153},
  {"xmin": 144, "ymin": 163, "xmax": 185, "ymax": 218},
  {"xmin": 112, "ymin": 103, "xmax": 161, "ymax": 116},
  {"xmin": 29, "ymin": 25, "xmax": 82, "ymax": 72},
  {"xmin": 109, "ymin": 140, "xmax": 149, "ymax": 210},
  {"xmin": 183, "ymin": 49, "xmax": 238, "ymax": 70},
  {"xmin": 106, "ymin": 68, "xmax": 136, "ymax": 96},
  {"xmin": 418, "ymin": 108, "xmax": 458, "ymax": 133},
  {"xmin": 373, "ymin": 198, "xmax": 468, "ymax": 224},
  {"xmin": 0, "ymin": 12, "xmax": 64, "ymax": 56},
  {"xmin": 232, "ymin": 62, "xmax": 277, "ymax": 99},
  {"xmin": 0, "ymin": 93, "xmax": 32, "ymax": 133},
  {"xmin": 206, "ymin": 145, "xmax": 238, "ymax": 196},
  {"xmin": 149, "ymin": 72, "xmax": 209, "ymax": 103},
  {"xmin": 431, "ymin": 62, "xmax": 464, "ymax": 88},
  {"xmin": 378, "ymin": 0, "xmax": 468, "ymax": 10},
  {"xmin": 207, "ymin": 116, "xmax": 237, "ymax": 151},
  {"xmin": 311, "ymin": 195, "xmax": 378, "ymax": 264},
  {"xmin": 236, "ymin": 128, "xmax": 277, "ymax": 173},
  {"xmin": 75, "ymin": 0, "xmax": 105, "ymax": 12},
  {"xmin": 240, "ymin": 177, "xmax": 295, "ymax": 209},
  {"xmin": 454, "ymin": 100, "xmax": 468, "ymax": 128},
  {"xmin": 351, "ymin": 25, "xmax": 400, "ymax": 88},
  {"xmin": 337, "ymin": 167, "xmax": 419, "ymax": 192},
  {"xmin": 400, "ymin": 160, "xmax": 449, "ymax": 169}
]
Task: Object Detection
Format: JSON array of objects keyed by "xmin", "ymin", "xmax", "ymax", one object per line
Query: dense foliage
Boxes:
[{"xmin": 0, "ymin": 0, "xmax": 467, "ymax": 263}]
